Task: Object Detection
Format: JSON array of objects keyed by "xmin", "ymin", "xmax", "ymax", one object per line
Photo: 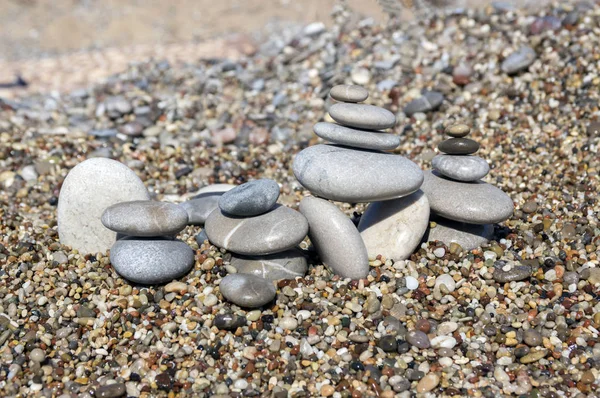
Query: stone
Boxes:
[
  {"xmin": 523, "ymin": 329, "xmax": 543, "ymax": 347},
  {"xmin": 195, "ymin": 229, "xmax": 209, "ymax": 245},
  {"xmin": 416, "ymin": 373, "xmax": 440, "ymax": 393},
  {"xmin": 404, "ymin": 91, "xmax": 444, "ymax": 116},
  {"xmin": 406, "ymin": 330, "xmax": 430, "ymax": 349},
  {"xmin": 57, "ymin": 158, "xmax": 150, "ymax": 254},
  {"xmin": 205, "ymin": 204, "xmax": 308, "ymax": 255},
  {"xmin": 426, "ymin": 217, "xmax": 494, "ymax": 251},
  {"xmin": 219, "ymin": 274, "xmax": 276, "ymax": 308},
  {"xmin": 377, "ymin": 336, "xmax": 398, "ymax": 352},
  {"xmin": 293, "ymin": 144, "xmax": 424, "ymax": 202},
  {"xmin": 329, "ymin": 85, "xmax": 369, "ymax": 103},
  {"xmin": 438, "ymin": 138, "xmax": 480, "ymax": 155},
  {"xmin": 445, "ymin": 124, "xmax": 471, "ymax": 138},
  {"xmin": 432, "ymin": 154, "xmax": 490, "ymax": 182},
  {"xmin": 192, "ymin": 183, "xmax": 236, "ymax": 195},
  {"xmin": 328, "ymin": 103, "xmax": 395, "ymax": 130},
  {"xmin": 492, "ymin": 264, "xmax": 532, "ymax": 283},
  {"xmin": 358, "ymin": 190, "xmax": 429, "ymax": 261},
  {"xmin": 213, "ymin": 313, "xmax": 247, "ymax": 330},
  {"xmin": 501, "ymin": 46, "xmax": 537, "ymax": 74},
  {"xmin": 313, "ymin": 122, "xmax": 400, "ymax": 151},
  {"xmin": 110, "ymin": 237, "xmax": 195, "ymax": 284},
  {"xmin": 299, "ymin": 196, "xmax": 369, "ymax": 279},
  {"xmin": 218, "ymin": 179, "xmax": 280, "ymax": 217},
  {"xmin": 101, "ymin": 201, "xmax": 188, "ymax": 237},
  {"xmin": 95, "ymin": 383, "xmax": 126, "ymax": 398},
  {"xmin": 230, "ymin": 250, "xmax": 307, "ymax": 281},
  {"xmin": 180, "ymin": 184, "xmax": 236, "ymax": 225},
  {"xmin": 434, "ymin": 274, "xmax": 456, "ymax": 293},
  {"xmin": 420, "ymin": 171, "xmax": 514, "ymax": 224}
]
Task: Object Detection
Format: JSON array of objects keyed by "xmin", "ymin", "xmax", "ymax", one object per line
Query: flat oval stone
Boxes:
[
  {"xmin": 328, "ymin": 103, "xmax": 395, "ymax": 130},
  {"xmin": 313, "ymin": 122, "xmax": 400, "ymax": 151},
  {"xmin": 230, "ymin": 249, "xmax": 307, "ymax": 281},
  {"xmin": 299, "ymin": 196, "xmax": 368, "ymax": 279},
  {"xmin": 432, "ymin": 154, "xmax": 490, "ymax": 182},
  {"xmin": 58, "ymin": 158, "xmax": 150, "ymax": 254},
  {"xmin": 438, "ymin": 138, "xmax": 480, "ymax": 155},
  {"xmin": 205, "ymin": 204, "xmax": 308, "ymax": 255},
  {"xmin": 102, "ymin": 201, "xmax": 188, "ymax": 237},
  {"xmin": 358, "ymin": 190, "xmax": 430, "ymax": 261},
  {"xmin": 293, "ymin": 144, "xmax": 424, "ymax": 202},
  {"xmin": 426, "ymin": 216, "xmax": 494, "ymax": 251},
  {"xmin": 219, "ymin": 179, "xmax": 280, "ymax": 217},
  {"xmin": 329, "ymin": 85, "xmax": 369, "ymax": 103},
  {"xmin": 445, "ymin": 123, "xmax": 471, "ymax": 138},
  {"xmin": 219, "ymin": 273, "xmax": 276, "ymax": 308},
  {"xmin": 180, "ymin": 193, "xmax": 223, "ymax": 226},
  {"xmin": 421, "ymin": 171, "xmax": 514, "ymax": 224},
  {"xmin": 404, "ymin": 91, "xmax": 444, "ymax": 116},
  {"xmin": 501, "ymin": 46, "xmax": 537, "ymax": 74},
  {"xmin": 110, "ymin": 238, "xmax": 195, "ymax": 284}
]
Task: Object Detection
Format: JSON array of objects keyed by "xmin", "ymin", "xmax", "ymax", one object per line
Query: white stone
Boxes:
[
  {"xmin": 435, "ymin": 274, "xmax": 456, "ymax": 293},
  {"xmin": 405, "ymin": 276, "xmax": 419, "ymax": 290}
]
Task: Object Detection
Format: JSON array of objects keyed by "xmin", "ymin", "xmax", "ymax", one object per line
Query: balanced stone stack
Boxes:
[
  {"xmin": 422, "ymin": 124, "xmax": 514, "ymax": 250},
  {"xmin": 101, "ymin": 201, "xmax": 195, "ymax": 284},
  {"xmin": 204, "ymin": 179, "xmax": 309, "ymax": 308},
  {"xmin": 294, "ymin": 85, "xmax": 428, "ymax": 278}
]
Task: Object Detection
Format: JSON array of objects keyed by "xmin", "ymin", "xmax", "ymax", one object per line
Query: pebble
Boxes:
[
  {"xmin": 30, "ymin": 348, "xmax": 45, "ymax": 363},
  {"xmin": 416, "ymin": 373, "xmax": 440, "ymax": 393},
  {"xmin": 205, "ymin": 205, "xmax": 308, "ymax": 255},
  {"xmin": 329, "ymin": 84, "xmax": 369, "ymax": 103},
  {"xmin": 420, "ymin": 171, "xmax": 514, "ymax": 224},
  {"xmin": 218, "ymin": 179, "xmax": 280, "ymax": 217},
  {"xmin": 406, "ymin": 330, "xmax": 430, "ymax": 349},
  {"xmin": 435, "ymin": 274, "xmax": 456, "ymax": 293},
  {"xmin": 405, "ymin": 276, "xmax": 419, "ymax": 290},
  {"xmin": 523, "ymin": 329, "xmax": 543, "ymax": 347},
  {"xmin": 403, "ymin": 91, "xmax": 444, "ymax": 116},
  {"xmin": 57, "ymin": 158, "xmax": 150, "ymax": 254},
  {"xmin": 279, "ymin": 316, "xmax": 299, "ymax": 330},
  {"xmin": 299, "ymin": 196, "xmax": 369, "ymax": 279},
  {"xmin": 109, "ymin": 237, "xmax": 195, "ymax": 284},
  {"xmin": 501, "ymin": 46, "xmax": 537, "ymax": 74},
  {"xmin": 95, "ymin": 383, "xmax": 126, "ymax": 398},
  {"xmin": 101, "ymin": 201, "xmax": 188, "ymax": 237},
  {"xmin": 426, "ymin": 216, "xmax": 494, "ymax": 250},
  {"xmin": 180, "ymin": 192, "xmax": 231, "ymax": 226},
  {"xmin": 328, "ymin": 103, "xmax": 395, "ymax": 130},
  {"xmin": 445, "ymin": 123, "xmax": 471, "ymax": 138},
  {"xmin": 358, "ymin": 190, "xmax": 430, "ymax": 261},
  {"xmin": 293, "ymin": 144, "xmax": 424, "ymax": 202},
  {"xmin": 431, "ymin": 155, "xmax": 490, "ymax": 182},
  {"xmin": 493, "ymin": 264, "xmax": 532, "ymax": 283},
  {"xmin": 520, "ymin": 349, "xmax": 548, "ymax": 364},
  {"xmin": 229, "ymin": 250, "xmax": 307, "ymax": 281},
  {"xmin": 213, "ymin": 313, "xmax": 247, "ymax": 330},
  {"xmin": 377, "ymin": 336, "xmax": 398, "ymax": 352},
  {"xmin": 313, "ymin": 122, "xmax": 400, "ymax": 151},
  {"xmin": 438, "ymin": 138, "xmax": 480, "ymax": 155},
  {"xmin": 219, "ymin": 274, "xmax": 276, "ymax": 308}
]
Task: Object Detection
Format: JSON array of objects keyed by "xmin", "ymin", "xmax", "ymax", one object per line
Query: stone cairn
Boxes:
[
  {"xmin": 421, "ymin": 124, "xmax": 514, "ymax": 250},
  {"xmin": 293, "ymin": 84, "xmax": 427, "ymax": 279}
]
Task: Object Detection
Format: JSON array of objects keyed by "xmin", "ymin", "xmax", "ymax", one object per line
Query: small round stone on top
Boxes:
[
  {"xmin": 445, "ymin": 123, "xmax": 471, "ymax": 138},
  {"xmin": 329, "ymin": 84, "xmax": 369, "ymax": 103},
  {"xmin": 438, "ymin": 138, "xmax": 480, "ymax": 155},
  {"xmin": 219, "ymin": 179, "xmax": 280, "ymax": 217}
]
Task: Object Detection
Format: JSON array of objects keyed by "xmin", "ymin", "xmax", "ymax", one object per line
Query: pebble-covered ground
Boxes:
[{"xmin": 1, "ymin": 1, "xmax": 600, "ymax": 397}]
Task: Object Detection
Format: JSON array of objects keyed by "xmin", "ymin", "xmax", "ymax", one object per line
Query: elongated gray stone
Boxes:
[
  {"xmin": 205, "ymin": 204, "xmax": 308, "ymax": 255},
  {"xmin": 404, "ymin": 91, "xmax": 444, "ymax": 116},
  {"xmin": 432, "ymin": 154, "xmax": 490, "ymax": 182},
  {"xmin": 328, "ymin": 103, "xmax": 396, "ymax": 130},
  {"xmin": 219, "ymin": 179, "xmax": 280, "ymax": 216},
  {"xmin": 358, "ymin": 190, "xmax": 430, "ymax": 261},
  {"xmin": 102, "ymin": 201, "xmax": 188, "ymax": 237},
  {"xmin": 299, "ymin": 196, "xmax": 369, "ymax": 279},
  {"xmin": 230, "ymin": 250, "xmax": 307, "ymax": 281},
  {"xmin": 293, "ymin": 144, "xmax": 423, "ymax": 202},
  {"xmin": 501, "ymin": 46, "xmax": 536, "ymax": 74},
  {"xmin": 426, "ymin": 216, "xmax": 494, "ymax": 251},
  {"xmin": 110, "ymin": 237, "xmax": 195, "ymax": 284},
  {"xmin": 219, "ymin": 274, "xmax": 277, "ymax": 308},
  {"xmin": 420, "ymin": 170, "xmax": 513, "ymax": 224},
  {"xmin": 329, "ymin": 85, "xmax": 369, "ymax": 103},
  {"xmin": 313, "ymin": 122, "xmax": 400, "ymax": 151},
  {"xmin": 180, "ymin": 184, "xmax": 235, "ymax": 225},
  {"xmin": 57, "ymin": 158, "xmax": 150, "ymax": 254}
]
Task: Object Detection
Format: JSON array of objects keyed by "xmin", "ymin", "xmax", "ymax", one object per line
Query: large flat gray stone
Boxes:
[
  {"xmin": 299, "ymin": 196, "xmax": 369, "ymax": 279},
  {"xmin": 432, "ymin": 154, "xmax": 490, "ymax": 182},
  {"xmin": 230, "ymin": 249, "xmax": 307, "ymax": 281},
  {"xmin": 313, "ymin": 122, "xmax": 400, "ymax": 151},
  {"xmin": 219, "ymin": 273, "xmax": 277, "ymax": 308},
  {"xmin": 328, "ymin": 103, "xmax": 396, "ymax": 130},
  {"xmin": 293, "ymin": 144, "xmax": 423, "ymax": 202}
]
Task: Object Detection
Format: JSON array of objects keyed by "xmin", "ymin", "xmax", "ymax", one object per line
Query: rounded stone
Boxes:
[
  {"xmin": 523, "ymin": 329, "xmax": 543, "ymax": 347},
  {"xmin": 329, "ymin": 85, "xmax": 369, "ymax": 103},
  {"xmin": 328, "ymin": 103, "xmax": 395, "ymax": 130},
  {"xmin": 358, "ymin": 190, "xmax": 429, "ymax": 261},
  {"xmin": 434, "ymin": 274, "xmax": 456, "ymax": 293},
  {"xmin": 110, "ymin": 237, "xmax": 195, "ymax": 284},
  {"xmin": 213, "ymin": 313, "xmax": 247, "ymax": 330},
  {"xmin": 205, "ymin": 204, "xmax": 308, "ymax": 255},
  {"xmin": 432, "ymin": 155, "xmax": 490, "ymax": 182},
  {"xmin": 30, "ymin": 348, "xmax": 45, "ymax": 363},
  {"xmin": 377, "ymin": 336, "xmax": 398, "ymax": 352},
  {"xmin": 293, "ymin": 144, "xmax": 424, "ymax": 203},
  {"xmin": 420, "ymin": 171, "xmax": 514, "ymax": 224},
  {"xmin": 406, "ymin": 330, "xmax": 430, "ymax": 349},
  {"xmin": 230, "ymin": 250, "xmax": 307, "ymax": 281},
  {"xmin": 218, "ymin": 179, "xmax": 280, "ymax": 217},
  {"xmin": 101, "ymin": 201, "xmax": 188, "ymax": 237},
  {"xmin": 57, "ymin": 158, "xmax": 150, "ymax": 254},
  {"xmin": 445, "ymin": 124, "xmax": 471, "ymax": 138},
  {"xmin": 180, "ymin": 184, "xmax": 235, "ymax": 225},
  {"xmin": 299, "ymin": 196, "xmax": 369, "ymax": 279},
  {"xmin": 426, "ymin": 217, "xmax": 494, "ymax": 251},
  {"xmin": 313, "ymin": 122, "xmax": 400, "ymax": 151},
  {"xmin": 416, "ymin": 373, "xmax": 440, "ymax": 393},
  {"xmin": 438, "ymin": 138, "xmax": 480, "ymax": 155},
  {"xmin": 219, "ymin": 274, "xmax": 276, "ymax": 308},
  {"xmin": 501, "ymin": 46, "xmax": 537, "ymax": 74},
  {"xmin": 95, "ymin": 383, "xmax": 127, "ymax": 398},
  {"xmin": 404, "ymin": 91, "xmax": 444, "ymax": 116}
]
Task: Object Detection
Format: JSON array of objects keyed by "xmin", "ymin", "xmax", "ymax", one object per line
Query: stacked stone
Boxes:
[
  {"xmin": 101, "ymin": 201, "xmax": 195, "ymax": 284},
  {"xmin": 204, "ymin": 179, "xmax": 309, "ymax": 308},
  {"xmin": 422, "ymin": 124, "xmax": 514, "ymax": 250},
  {"xmin": 294, "ymin": 85, "xmax": 428, "ymax": 279}
]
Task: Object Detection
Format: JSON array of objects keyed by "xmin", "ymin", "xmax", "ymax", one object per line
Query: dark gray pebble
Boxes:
[
  {"xmin": 492, "ymin": 264, "xmax": 532, "ymax": 283},
  {"xmin": 406, "ymin": 330, "xmax": 430, "ymax": 349},
  {"xmin": 377, "ymin": 335, "xmax": 398, "ymax": 352},
  {"xmin": 438, "ymin": 138, "xmax": 480, "ymax": 155},
  {"xmin": 213, "ymin": 313, "xmax": 247, "ymax": 330},
  {"xmin": 219, "ymin": 179, "xmax": 280, "ymax": 217}
]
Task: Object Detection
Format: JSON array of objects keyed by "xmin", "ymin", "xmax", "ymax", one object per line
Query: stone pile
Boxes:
[
  {"xmin": 294, "ymin": 85, "xmax": 429, "ymax": 277},
  {"xmin": 422, "ymin": 124, "xmax": 514, "ymax": 250},
  {"xmin": 204, "ymin": 179, "xmax": 309, "ymax": 308}
]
